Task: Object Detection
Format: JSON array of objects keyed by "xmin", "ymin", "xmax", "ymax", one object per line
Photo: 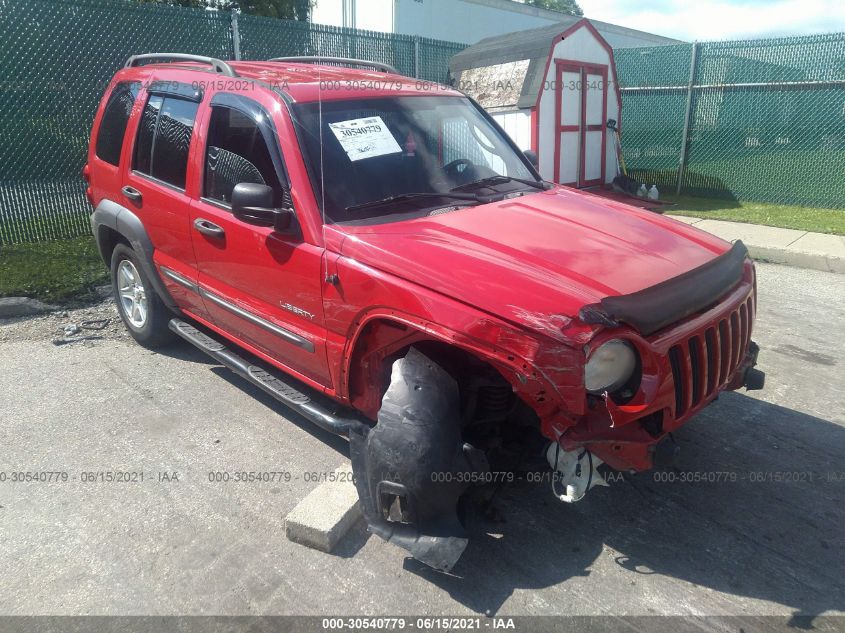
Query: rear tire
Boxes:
[{"xmin": 111, "ymin": 243, "xmax": 173, "ymax": 348}]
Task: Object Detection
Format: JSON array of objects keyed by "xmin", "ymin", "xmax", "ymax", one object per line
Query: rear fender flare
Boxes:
[{"xmin": 91, "ymin": 199, "xmax": 179, "ymax": 312}]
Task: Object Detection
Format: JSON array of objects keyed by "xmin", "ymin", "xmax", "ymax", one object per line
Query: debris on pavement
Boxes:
[
  {"xmin": 52, "ymin": 335, "xmax": 105, "ymax": 346},
  {"xmin": 0, "ymin": 298, "xmax": 124, "ymax": 346},
  {"xmin": 80, "ymin": 319, "xmax": 110, "ymax": 331}
]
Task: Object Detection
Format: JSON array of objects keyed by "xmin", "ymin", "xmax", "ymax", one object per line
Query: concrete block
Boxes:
[
  {"xmin": 785, "ymin": 233, "xmax": 845, "ymax": 274},
  {"xmin": 668, "ymin": 215, "xmax": 704, "ymax": 225},
  {"xmin": 285, "ymin": 465, "xmax": 361, "ymax": 553},
  {"xmin": 0, "ymin": 297, "xmax": 57, "ymax": 318},
  {"xmin": 693, "ymin": 219, "xmax": 807, "ymax": 248},
  {"xmin": 671, "ymin": 217, "xmax": 845, "ymax": 274}
]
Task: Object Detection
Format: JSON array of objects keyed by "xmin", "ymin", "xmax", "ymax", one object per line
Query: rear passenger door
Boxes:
[
  {"xmin": 123, "ymin": 81, "xmax": 207, "ymax": 318},
  {"xmin": 188, "ymin": 93, "xmax": 331, "ymax": 387},
  {"xmin": 90, "ymin": 80, "xmax": 141, "ymax": 205}
]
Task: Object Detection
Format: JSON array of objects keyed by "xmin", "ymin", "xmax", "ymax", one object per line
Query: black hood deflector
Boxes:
[{"xmin": 581, "ymin": 241, "xmax": 749, "ymax": 336}]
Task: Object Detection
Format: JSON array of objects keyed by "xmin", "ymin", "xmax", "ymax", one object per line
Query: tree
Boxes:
[
  {"xmin": 227, "ymin": 0, "xmax": 313, "ymax": 20},
  {"xmin": 521, "ymin": 0, "xmax": 583, "ymax": 17},
  {"xmin": 144, "ymin": 0, "xmax": 206, "ymax": 7},
  {"xmin": 142, "ymin": 0, "xmax": 314, "ymax": 20}
]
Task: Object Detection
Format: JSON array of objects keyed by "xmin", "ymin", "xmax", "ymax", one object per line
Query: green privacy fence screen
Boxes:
[
  {"xmin": 615, "ymin": 32, "xmax": 845, "ymax": 208},
  {"xmin": 2, "ymin": 0, "xmax": 843, "ymax": 246},
  {"xmin": 0, "ymin": 0, "xmax": 466, "ymax": 245},
  {"xmin": 0, "ymin": 0, "xmax": 234, "ymax": 245}
]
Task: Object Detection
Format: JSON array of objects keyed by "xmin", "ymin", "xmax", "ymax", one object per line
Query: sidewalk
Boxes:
[{"xmin": 669, "ymin": 216, "xmax": 845, "ymax": 274}]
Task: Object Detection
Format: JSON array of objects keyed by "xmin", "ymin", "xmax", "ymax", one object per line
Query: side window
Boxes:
[
  {"xmin": 134, "ymin": 94, "xmax": 162, "ymax": 176},
  {"xmin": 204, "ymin": 106, "xmax": 283, "ymax": 206},
  {"xmin": 95, "ymin": 81, "xmax": 141, "ymax": 166},
  {"xmin": 133, "ymin": 94, "xmax": 199, "ymax": 189}
]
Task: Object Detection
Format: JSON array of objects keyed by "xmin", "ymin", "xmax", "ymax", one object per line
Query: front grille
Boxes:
[{"xmin": 668, "ymin": 294, "xmax": 754, "ymax": 417}]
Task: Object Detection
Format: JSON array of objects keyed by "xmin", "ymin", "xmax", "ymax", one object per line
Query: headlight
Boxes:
[{"xmin": 585, "ymin": 339, "xmax": 637, "ymax": 394}]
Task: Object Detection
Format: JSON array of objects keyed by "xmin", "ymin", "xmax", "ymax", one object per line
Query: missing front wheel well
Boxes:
[{"xmin": 408, "ymin": 341, "xmax": 545, "ymax": 474}]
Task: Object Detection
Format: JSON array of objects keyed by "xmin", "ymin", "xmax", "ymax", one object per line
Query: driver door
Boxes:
[{"xmin": 189, "ymin": 93, "xmax": 331, "ymax": 387}]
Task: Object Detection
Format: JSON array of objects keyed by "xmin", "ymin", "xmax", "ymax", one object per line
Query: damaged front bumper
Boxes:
[
  {"xmin": 347, "ymin": 253, "xmax": 765, "ymax": 571},
  {"xmin": 348, "ymin": 339, "xmax": 764, "ymax": 572},
  {"xmin": 558, "ymin": 339, "xmax": 764, "ymax": 473}
]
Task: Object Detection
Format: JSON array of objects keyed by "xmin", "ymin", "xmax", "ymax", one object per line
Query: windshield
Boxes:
[{"xmin": 291, "ymin": 96, "xmax": 539, "ymax": 223}]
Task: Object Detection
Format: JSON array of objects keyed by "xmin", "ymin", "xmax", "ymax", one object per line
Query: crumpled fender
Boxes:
[{"xmin": 349, "ymin": 347, "xmax": 487, "ymax": 572}]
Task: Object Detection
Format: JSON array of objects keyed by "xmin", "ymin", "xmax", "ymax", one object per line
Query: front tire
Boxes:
[{"xmin": 111, "ymin": 243, "xmax": 173, "ymax": 348}]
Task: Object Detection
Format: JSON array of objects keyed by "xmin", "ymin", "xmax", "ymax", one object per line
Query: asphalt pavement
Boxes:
[{"xmin": 0, "ymin": 262, "xmax": 843, "ymax": 622}]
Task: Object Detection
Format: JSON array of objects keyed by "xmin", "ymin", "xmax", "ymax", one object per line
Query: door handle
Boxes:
[
  {"xmin": 193, "ymin": 218, "xmax": 225, "ymax": 239},
  {"xmin": 121, "ymin": 185, "xmax": 142, "ymax": 204}
]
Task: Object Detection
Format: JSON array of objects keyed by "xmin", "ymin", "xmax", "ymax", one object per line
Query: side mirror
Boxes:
[
  {"xmin": 231, "ymin": 183, "xmax": 294, "ymax": 233},
  {"xmin": 523, "ymin": 150, "xmax": 539, "ymax": 168}
]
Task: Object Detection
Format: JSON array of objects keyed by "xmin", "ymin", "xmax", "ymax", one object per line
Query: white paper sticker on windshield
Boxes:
[{"xmin": 329, "ymin": 116, "xmax": 402, "ymax": 162}]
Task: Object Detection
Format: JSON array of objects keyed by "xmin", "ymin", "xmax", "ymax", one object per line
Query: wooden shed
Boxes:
[{"xmin": 450, "ymin": 19, "xmax": 623, "ymax": 188}]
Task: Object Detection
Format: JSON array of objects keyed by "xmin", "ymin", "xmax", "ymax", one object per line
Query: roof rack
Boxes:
[
  {"xmin": 125, "ymin": 53, "xmax": 238, "ymax": 78},
  {"xmin": 269, "ymin": 56, "xmax": 399, "ymax": 75}
]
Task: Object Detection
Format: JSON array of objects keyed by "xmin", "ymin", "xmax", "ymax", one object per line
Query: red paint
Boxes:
[{"xmin": 88, "ymin": 59, "xmax": 759, "ymax": 473}]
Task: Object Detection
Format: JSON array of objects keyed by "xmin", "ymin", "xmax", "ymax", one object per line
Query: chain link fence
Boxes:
[
  {"xmin": 0, "ymin": 0, "xmax": 465, "ymax": 245},
  {"xmin": 3, "ymin": 0, "xmax": 843, "ymax": 246},
  {"xmin": 616, "ymin": 33, "xmax": 845, "ymax": 208}
]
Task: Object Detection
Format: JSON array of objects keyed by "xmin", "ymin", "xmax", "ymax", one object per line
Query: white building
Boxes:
[{"xmin": 309, "ymin": 0, "xmax": 680, "ymax": 47}]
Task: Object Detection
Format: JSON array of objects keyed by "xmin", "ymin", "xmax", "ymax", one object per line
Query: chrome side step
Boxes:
[{"xmin": 169, "ymin": 319, "xmax": 362, "ymax": 438}]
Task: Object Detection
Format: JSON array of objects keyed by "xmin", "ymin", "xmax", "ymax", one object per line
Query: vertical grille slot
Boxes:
[
  {"xmin": 688, "ymin": 337, "xmax": 703, "ymax": 407},
  {"xmin": 748, "ymin": 294, "xmax": 756, "ymax": 329},
  {"xmin": 669, "ymin": 345, "xmax": 687, "ymax": 417},
  {"xmin": 730, "ymin": 311, "xmax": 741, "ymax": 374},
  {"xmin": 718, "ymin": 319, "xmax": 730, "ymax": 385},
  {"xmin": 704, "ymin": 328, "xmax": 718, "ymax": 395},
  {"xmin": 665, "ymin": 291, "xmax": 756, "ymax": 418}
]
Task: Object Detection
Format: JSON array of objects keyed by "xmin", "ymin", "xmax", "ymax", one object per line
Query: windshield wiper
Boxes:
[
  {"xmin": 452, "ymin": 175, "xmax": 553, "ymax": 193},
  {"xmin": 345, "ymin": 192, "xmax": 492, "ymax": 214}
]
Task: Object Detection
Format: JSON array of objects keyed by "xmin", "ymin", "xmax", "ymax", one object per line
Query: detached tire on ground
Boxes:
[{"xmin": 110, "ymin": 243, "xmax": 173, "ymax": 348}]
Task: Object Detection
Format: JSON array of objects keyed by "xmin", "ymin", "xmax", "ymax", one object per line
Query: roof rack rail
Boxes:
[
  {"xmin": 269, "ymin": 56, "xmax": 399, "ymax": 75},
  {"xmin": 125, "ymin": 53, "xmax": 238, "ymax": 78}
]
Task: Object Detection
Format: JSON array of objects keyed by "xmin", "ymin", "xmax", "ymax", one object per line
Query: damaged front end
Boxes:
[
  {"xmin": 562, "ymin": 242, "xmax": 765, "ymax": 473},
  {"xmin": 349, "ymin": 348, "xmax": 489, "ymax": 572},
  {"xmin": 348, "ymin": 243, "xmax": 765, "ymax": 572}
]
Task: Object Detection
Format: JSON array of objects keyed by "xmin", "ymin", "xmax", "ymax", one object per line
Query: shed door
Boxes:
[{"xmin": 554, "ymin": 61, "xmax": 608, "ymax": 187}]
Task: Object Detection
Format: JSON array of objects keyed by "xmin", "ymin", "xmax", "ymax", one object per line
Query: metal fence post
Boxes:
[
  {"xmin": 676, "ymin": 42, "xmax": 699, "ymax": 195},
  {"xmin": 414, "ymin": 36, "xmax": 420, "ymax": 79},
  {"xmin": 231, "ymin": 10, "xmax": 241, "ymax": 61}
]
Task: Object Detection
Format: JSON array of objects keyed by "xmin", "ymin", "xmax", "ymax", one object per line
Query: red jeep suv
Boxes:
[{"xmin": 86, "ymin": 54, "xmax": 764, "ymax": 571}]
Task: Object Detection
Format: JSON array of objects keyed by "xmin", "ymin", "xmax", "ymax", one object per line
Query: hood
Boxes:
[{"xmin": 338, "ymin": 188, "xmax": 731, "ymax": 336}]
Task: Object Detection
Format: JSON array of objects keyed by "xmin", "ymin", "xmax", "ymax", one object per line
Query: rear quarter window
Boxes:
[{"xmin": 95, "ymin": 81, "xmax": 141, "ymax": 166}]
